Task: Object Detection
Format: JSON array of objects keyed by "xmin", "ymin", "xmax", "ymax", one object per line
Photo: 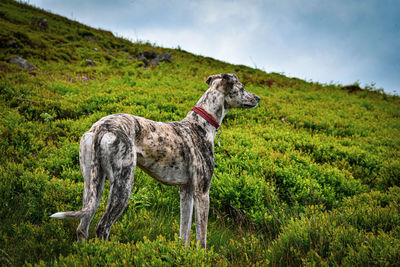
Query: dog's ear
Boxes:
[
  {"xmin": 205, "ymin": 74, "xmax": 222, "ymax": 86},
  {"xmin": 221, "ymin": 73, "xmax": 238, "ymax": 90},
  {"xmin": 205, "ymin": 76, "xmax": 213, "ymax": 85},
  {"xmin": 222, "ymin": 73, "xmax": 237, "ymax": 84}
]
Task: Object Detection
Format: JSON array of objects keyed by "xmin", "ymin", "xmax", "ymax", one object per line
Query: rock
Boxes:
[
  {"xmin": 150, "ymin": 53, "xmax": 172, "ymax": 66},
  {"xmin": 137, "ymin": 54, "xmax": 149, "ymax": 66},
  {"xmin": 93, "ymin": 48, "xmax": 99, "ymax": 52},
  {"xmin": 159, "ymin": 53, "xmax": 172, "ymax": 62},
  {"xmin": 137, "ymin": 51, "xmax": 173, "ymax": 67},
  {"xmin": 149, "ymin": 58, "xmax": 161, "ymax": 66},
  {"xmin": 8, "ymin": 56, "xmax": 38, "ymax": 70},
  {"xmin": 85, "ymin": 59, "xmax": 96, "ymax": 67},
  {"xmin": 7, "ymin": 39, "xmax": 18, "ymax": 48},
  {"xmin": 78, "ymin": 75, "xmax": 96, "ymax": 82},
  {"xmin": 0, "ymin": 38, "xmax": 19, "ymax": 48},
  {"xmin": 32, "ymin": 18, "xmax": 49, "ymax": 31},
  {"xmin": 139, "ymin": 51, "xmax": 158, "ymax": 59}
]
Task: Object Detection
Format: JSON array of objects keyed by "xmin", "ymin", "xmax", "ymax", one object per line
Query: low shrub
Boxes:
[
  {"xmin": 35, "ymin": 235, "xmax": 226, "ymax": 266},
  {"xmin": 267, "ymin": 187, "xmax": 400, "ymax": 266}
]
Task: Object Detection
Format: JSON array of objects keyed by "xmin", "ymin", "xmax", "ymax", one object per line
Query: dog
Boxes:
[{"xmin": 50, "ymin": 73, "xmax": 260, "ymax": 249}]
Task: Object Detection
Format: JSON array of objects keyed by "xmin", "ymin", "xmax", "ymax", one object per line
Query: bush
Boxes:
[
  {"xmin": 267, "ymin": 187, "xmax": 400, "ymax": 266},
  {"xmin": 36, "ymin": 235, "xmax": 226, "ymax": 266}
]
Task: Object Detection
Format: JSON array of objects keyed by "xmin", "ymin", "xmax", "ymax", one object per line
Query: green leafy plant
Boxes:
[{"xmin": 0, "ymin": 0, "xmax": 399, "ymax": 265}]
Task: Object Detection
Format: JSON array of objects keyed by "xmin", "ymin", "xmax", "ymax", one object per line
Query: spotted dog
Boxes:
[{"xmin": 51, "ymin": 73, "xmax": 260, "ymax": 249}]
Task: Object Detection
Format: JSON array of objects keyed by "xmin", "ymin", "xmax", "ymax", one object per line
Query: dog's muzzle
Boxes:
[{"xmin": 243, "ymin": 95, "xmax": 261, "ymax": 108}]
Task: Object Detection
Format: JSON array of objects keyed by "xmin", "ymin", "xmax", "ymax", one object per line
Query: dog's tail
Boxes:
[
  {"xmin": 50, "ymin": 210, "xmax": 89, "ymax": 219},
  {"xmin": 50, "ymin": 128, "xmax": 107, "ymax": 220}
]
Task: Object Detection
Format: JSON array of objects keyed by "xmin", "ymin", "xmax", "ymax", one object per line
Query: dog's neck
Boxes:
[{"xmin": 185, "ymin": 88, "xmax": 228, "ymax": 140}]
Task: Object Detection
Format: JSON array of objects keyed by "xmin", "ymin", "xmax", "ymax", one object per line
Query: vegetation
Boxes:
[{"xmin": 1, "ymin": 0, "xmax": 399, "ymax": 265}]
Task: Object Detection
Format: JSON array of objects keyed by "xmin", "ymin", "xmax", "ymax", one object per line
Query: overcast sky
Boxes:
[{"xmin": 28, "ymin": 0, "xmax": 400, "ymax": 94}]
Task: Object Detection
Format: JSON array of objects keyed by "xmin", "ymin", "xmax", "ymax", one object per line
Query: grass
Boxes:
[{"xmin": 1, "ymin": 0, "xmax": 400, "ymax": 265}]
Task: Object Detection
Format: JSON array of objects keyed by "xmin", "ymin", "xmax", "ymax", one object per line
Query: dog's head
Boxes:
[{"xmin": 206, "ymin": 73, "xmax": 260, "ymax": 109}]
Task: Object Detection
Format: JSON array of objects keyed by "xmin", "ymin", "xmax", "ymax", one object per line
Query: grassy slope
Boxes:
[{"xmin": 1, "ymin": 0, "xmax": 399, "ymax": 266}]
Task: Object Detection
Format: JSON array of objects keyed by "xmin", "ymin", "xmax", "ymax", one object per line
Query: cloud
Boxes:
[
  {"xmin": 120, "ymin": 0, "xmax": 264, "ymax": 64},
  {"xmin": 28, "ymin": 0, "xmax": 400, "ymax": 93}
]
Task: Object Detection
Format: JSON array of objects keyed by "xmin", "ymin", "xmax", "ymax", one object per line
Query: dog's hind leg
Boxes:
[
  {"xmin": 179, "ymin": 183, "xmax": 194, "ymax": 246},
  {"xmin": 95, "ymin": 133, "xmax": 136, "ymax": 240},
  {"xmin": 76, "ymin": 132, "xmax": 105, "ymax": 241}
]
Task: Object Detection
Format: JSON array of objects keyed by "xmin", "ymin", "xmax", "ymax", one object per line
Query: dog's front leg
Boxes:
[
  {"xmin": 194, "ymin": 190, "xmax": 210, "ymax": 249},
  {"xmin": 179, "ymin": 183, "xmax": 193, "ymax": 246}
]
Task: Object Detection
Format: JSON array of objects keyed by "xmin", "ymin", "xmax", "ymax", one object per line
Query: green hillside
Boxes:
[{"xmin": 1, "ymin": 0, "xmax": 399, "ymax": 265}]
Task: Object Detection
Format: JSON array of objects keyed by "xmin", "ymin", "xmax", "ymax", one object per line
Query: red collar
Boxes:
[{"xmin": 191, "ymin": 106, "xmax": 220, "ymax": 130}]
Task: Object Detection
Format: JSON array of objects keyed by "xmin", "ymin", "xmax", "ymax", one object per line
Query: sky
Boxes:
[{"xmin": 27, "ymin": 0, "xmax": 400, "ymax": 95}]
